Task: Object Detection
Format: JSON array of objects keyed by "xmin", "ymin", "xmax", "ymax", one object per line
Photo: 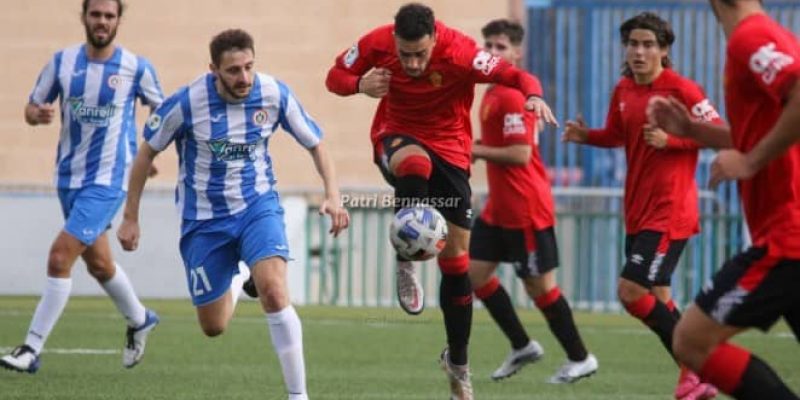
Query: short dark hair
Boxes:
[
  {"xmin": 620, "ymin": 12, "xmax": 674, "ymax": 76},
  {"xmin": 394, "ymin": 3, "xmax": 435, "ymax": 41},
  {"xmin": 717, "ymin": 0, "xmax": 763, "ymax": 5},
  {"xmin": 481, "ymin": 19, "xmax": 524, "ymax": 45},
  {"xmin": 82, "ymin": 0, "xmax": 124, "ymax": 17},
  {"xmin": 209, "ymin": 29, "xmax": 255, "ymax": 66}
]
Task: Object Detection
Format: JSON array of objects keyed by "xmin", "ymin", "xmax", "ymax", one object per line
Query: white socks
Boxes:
[
  {"xmin": 230, "ymin": 262, "xmax": 250, "ymax": 311},
  {"xmin": 25, "ymin": 277, "xmax": 72, "ymax": 354},
  {"xmin": 267, "ymin": 306, "xmax": 307, "ymax": 398},
  {"xmin": 101, "ymin": 263, "xmax": 146, "ymax": 328}
]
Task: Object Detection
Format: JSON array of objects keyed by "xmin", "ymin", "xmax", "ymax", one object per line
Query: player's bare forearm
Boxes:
[
  {"xmin": 473, "ymin": 143, "xmax": 531, "ymax": 165},
  {"xmin": 123, "ymin": 143, "xmax": 158, "ymax": 222},
  {"xmin": 683, "ymin": 121, "xmax": 732, "ymax": 149},
  {"xmin": 745, "ymin": 81, "xmax": 800, "ymax": 172},
  {"xmin": 309, "ymin": 143, "xmax": 341, "ymax": 202}
]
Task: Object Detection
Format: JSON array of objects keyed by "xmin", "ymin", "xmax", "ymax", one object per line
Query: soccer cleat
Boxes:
[
  {"xmin": 491, "ymin": 340, "xmax": 544, "ymax": 380},
  {"xmin": 240, "ymin": 262, "xmax": 257, "ymax": 298},
  {"xmin": 675, "ymin": 368, "xmax": 719, "ymax": 400},
  {"xmin": 0, "ymin": 345, "xmax": 40, "ymax": 374},
  {"xmin": 396, "ymin": 260, "xmax": 424, "ymax": 315},
  {"xmin": 548, "ymin": 353, "xmax": 598, "ymax": 384},
  {"xmin": 123, "ymin": 309, "xmax": 160, "ymax": 368},
  {"xmin": 439, "ymin": 348, "xmax": 473, "ymax": 400}
]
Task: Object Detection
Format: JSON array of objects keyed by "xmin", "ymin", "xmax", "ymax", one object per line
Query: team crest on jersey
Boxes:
[
  {"xmin": 252, "ymin": 109, "xmax": 269, "ymax": 126},
  {"xmin": 344, "ymin": 44, "xmax": 359, "ymax": 68},
  {"xmin": 208, "ymin": 139, "xmax": 258, "ymax": 162},
  {"xmin": 147, "ymin": 114, "xmax": 162, "ymax": 131},
  {"xmin": 472, "ymin": 50, "xmax": 500, "ymax": 76},
  {"xmin": 749, "ymin": 42, "xmax": 795, "ymax": 85},
  {"xmin": 428, "ymin": 71, "xmax": 442, "ymax": 87},
  {"xmin": 66, "ymin": 97, "xmax": 116, "ymax": 127}
]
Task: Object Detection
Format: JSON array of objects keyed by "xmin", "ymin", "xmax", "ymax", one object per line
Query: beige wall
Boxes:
[{"xmin": 0, "ymin": 0, "xmax": 514, "ymax": 190}]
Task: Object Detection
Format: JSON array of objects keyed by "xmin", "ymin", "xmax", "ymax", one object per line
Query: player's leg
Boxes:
[
  {"xmin": 82, "ymin": 233, "xmax": 158, "ymax": 368},
  {"xmin": 516, "ymin": 227, "xmax": 595, "ymax": 383},
  {"xmin": 240, "ymin": 194, "xmax": 307, "ymax": 400},
  {"xmin": 470, "ymin": 217, "xmax": 541, "ymax": 381},
  {"xmin": 0, "ymin": 188, "xmax": 94, "ymax": 373},
  {"xmin": 675, "ymin": 248, "xmax": 800, "ymax": 400},
  {"xmin": 618, "ymin": 231, "xmax": 681, "ymax": 358},
  {"xmin": 428, "ymin": 158, "xmax": 474, "ymax": 399},
  {"xmin": 381, "ymin": 135, "xmax": 433, "ymax": 315}
]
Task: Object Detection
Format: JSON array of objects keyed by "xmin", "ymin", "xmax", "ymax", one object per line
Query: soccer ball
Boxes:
[{"xmin": 389, "ymin": 206, "xmax": 448, "ymax": 261}]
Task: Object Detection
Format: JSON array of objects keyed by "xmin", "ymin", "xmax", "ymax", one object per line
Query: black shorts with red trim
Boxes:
[
  {"xmin": 375, "ymin": 134, "xmax": 473, "ymax": 229},
  {"xmin": 469, "ymin": 216, "xmax": 559, "ymax": 278},
  {"xmin": 621, "ymin": 230, "xmax": 687, "ymax": 288},
  {"xmin": 695, "ymin": 246, "xmax": 800, "ymax": 333}
]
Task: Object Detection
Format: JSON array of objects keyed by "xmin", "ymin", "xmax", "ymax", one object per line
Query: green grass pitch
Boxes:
[{"xmin": 0, "ymin": 297, "xmax": 797, "ymax": 399}]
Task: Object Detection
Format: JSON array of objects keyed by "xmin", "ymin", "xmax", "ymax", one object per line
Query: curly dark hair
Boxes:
[
  {"xmin": 210, "ymin": 29, "xmax": 255, "ymax": 66},
  {"xmin": 394, "ymin": 3, "xmax": 435, "ymax": 41},
  {"xmin": 481, "ymin": 19, "xmax": 524, "ymax": 45}
]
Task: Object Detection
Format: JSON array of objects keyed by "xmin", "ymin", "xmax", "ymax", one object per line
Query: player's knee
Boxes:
[
  {"xmin": 47, "ymin": 248, "xmax": 72, "ymax": 277},
  {"xmin": 200, "ymin": 321, "xmax": 227, "ymax": 337},
  {"xmin": 617, "ymin": 279, "xmax": 647, "ymax": 305},
  {"xmin": 672, "ymin": 321, "xmax": 705, "ymax": 369},
  {"xmin": 86, "ymin": 261, "xmax": 114, "ymax": 282},
  {"xmin": 394, "ymin": 154, "xmax": 432, "ymax": 179}
]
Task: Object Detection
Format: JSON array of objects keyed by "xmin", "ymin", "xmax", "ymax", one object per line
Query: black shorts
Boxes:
[
  {"xmin": 376, "ymin": 134, "xmax": 472, "ymax": 229},
  {"xmin": 469, "ymin": 217, "xmax": 559, "ymax": 279},
  {"xmin": 695, "ymin": 247, "xmax": 800, "ymax": 333},
  {"xmin": 621, "ymin": 230, "xmax": 687, "ymax": 288}
]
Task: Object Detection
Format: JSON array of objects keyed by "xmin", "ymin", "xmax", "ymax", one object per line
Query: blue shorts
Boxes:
[
  {"xmin": 179, "ymin": 193, "xmax": 290, "ymax": 306},
  {"xmin": 57, "ymin": 185, "xmax": 125, "ymax": 246}
]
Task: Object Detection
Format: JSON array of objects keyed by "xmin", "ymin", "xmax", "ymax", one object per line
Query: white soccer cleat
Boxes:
[
  {"xmin": 439, "ymin": 348, "xmax": 473, "ymax": 400},
  {"xmin": 548, "ymin": 353, "xmax": 598, "ymax": 384},
  {"xmin": 0, "ymin": 345, "xmax": 40, "ymax": 374},
  {"xmin": 123, "ymin": 309, "xmax": 160, "ymax": 368},
  {"xmin": 491, "ymin": 340, "xmax": 545, "ymax": 380},
  {"xmin": 396, "ymin": 260, "xmax": 424, "ymax": 315}
]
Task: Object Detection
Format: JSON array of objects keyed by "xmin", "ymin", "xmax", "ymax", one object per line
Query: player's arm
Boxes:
[
  {"xmin": 736, "ymin": 80, "xmax": 800, "ymax": 176},
  {"xmin": 308, "ymin": 143, "xmax": 350, "ymax": 237},
  {"xmin": 26, "ymin": 54, "xmax": 61, "ymax": 126},
  {"xmin": 564, "ymin": 88, "xmax": 624, "ymax": 148},
  {"xmin": 647, "ymin": 97, "xmax": 733, "ymax": 149},
  {"xmin": 278, "ymin": 81, "xmax": 349, "ymax": 236},
  {"xmin": 325, "ymin": 33, "xmax": 387, "ymax": 97},
  {"xmin": 135, "ymin": 58, "xmax": 165, "ymax": 177},
  {"xmin": 646, "ymin": 88, "xmax": 724, "ymax": 150},
  {"xmin": 118, "ymin": 94, "xmax": 184, "ymax": 251},
  {"xmin": 118, "ymin": 142, "xmax": 159, "ymax": 251},
  {"xmin": 473, "ymin": 143, "xmax": 531, "ymax": 165}
]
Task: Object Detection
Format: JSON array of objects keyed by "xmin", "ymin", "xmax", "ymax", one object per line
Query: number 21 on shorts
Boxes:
[{"xmin": 190, "ymin": 266, "xmax": 212, "ymax": 296}]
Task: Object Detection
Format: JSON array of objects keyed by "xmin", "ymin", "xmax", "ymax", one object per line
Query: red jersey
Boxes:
[
  {"xmin": 326, "ymin": 21, "xmax": 543, "ymax": 171},
  {"xmin": 479, "ymin": 84, "xmax": 554, "ymax": 229},
  {"xmin": 724, "ymin": 14, "xmax": 800, "ymax": 257},
  {"xmin": 587, "ymin": 68, "xmax": 721, "ymax": 239}
]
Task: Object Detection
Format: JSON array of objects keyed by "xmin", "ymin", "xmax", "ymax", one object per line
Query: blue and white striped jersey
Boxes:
[
  {"xmin": 144, "ymin": 73, "xmax": 322, "ymax": 220},
  {"xmin": 30, "ymin": 44, "xmax": 164, "ymax": 191}
]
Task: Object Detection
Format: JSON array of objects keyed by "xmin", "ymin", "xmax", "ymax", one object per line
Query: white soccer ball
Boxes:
[{"xmin": 389, "ymin": 206, "xmax": 448, "ymax": 261}]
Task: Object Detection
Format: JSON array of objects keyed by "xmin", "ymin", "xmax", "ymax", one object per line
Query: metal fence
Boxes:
[{"xmin": 302, "ymin": 188, "xmax": 745, "ymax": 311}]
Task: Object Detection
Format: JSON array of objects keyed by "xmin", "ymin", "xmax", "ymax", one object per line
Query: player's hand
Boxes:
[
  {"xmin": 32, "ymin": 104, "xmax": 56, "ymax": 125},
  {"xmin": 147, "ymin": 164, "xmax": 159, "ymax": 178},
  {"xmin": 525, "ymin": 96, "xmax": 559, "ymax": 127},
  {"xmin": 117, "ymin": 218, "xmax": 141, "ymax": 251},
  {"xmin": 709, "ymin": 149, "xmax": 755, "ymax": 189},
  {"xmin": 320, "ymin": 197, "xmax": 350, "ymax": 237},
  {"xmin": 647, "ymin": 96, "xmax": 692, "ymax": 136},
  {"xmin": 562, "ymin": 116, "xmax": 589, "ymax": 143},
  {"xmin": 358, "ymin": 68, "xmax": 391, "ymax": 98},
  {"xmin": 643, "ymin": 124, "xmax": 668, "ymax": 149}
]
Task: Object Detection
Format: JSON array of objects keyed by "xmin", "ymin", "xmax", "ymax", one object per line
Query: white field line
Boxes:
[{"xmin": 0, "ymin": 346, "xmax": 118, "ymax": 355}]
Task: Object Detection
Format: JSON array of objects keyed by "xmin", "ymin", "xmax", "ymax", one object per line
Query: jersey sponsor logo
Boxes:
[
  {"xmin": 146, "ymin": 114, "xmax": 162, "ymax": 131},
  {"xmin": 690, "ymin": 99, "xmax": 720, "ymax": 122},
  {"xmin": 66, "ymin": 97, "xmax": 116, "ymax": 127},
  {"xmin": 472, "ymin": 50, "xmax": 500, "ymax": 75},
  {"xmin": 106, "ymin": 74, "xmax": 130, "ymax": 89},
  {"xmin": 207, "ymin": 139, "xmax": 258, "ymax": 162},
  {"xmin": 749, "ymin": 42, "xmax": 795, "ymax": 85},
  {"xmin": 252, "ymin": 109, "xmax": 269, "ymax": 126},
  {"xmin": 503, "ymin": 112, "xmax": 526, "ymax": 135},
  {"xmin": 344, "ymin": 44, "xmax": 359, "ymax": 68},
  {"xmin": 428, "ymin": 71, "xmax": 442, "ymax": 87}
]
